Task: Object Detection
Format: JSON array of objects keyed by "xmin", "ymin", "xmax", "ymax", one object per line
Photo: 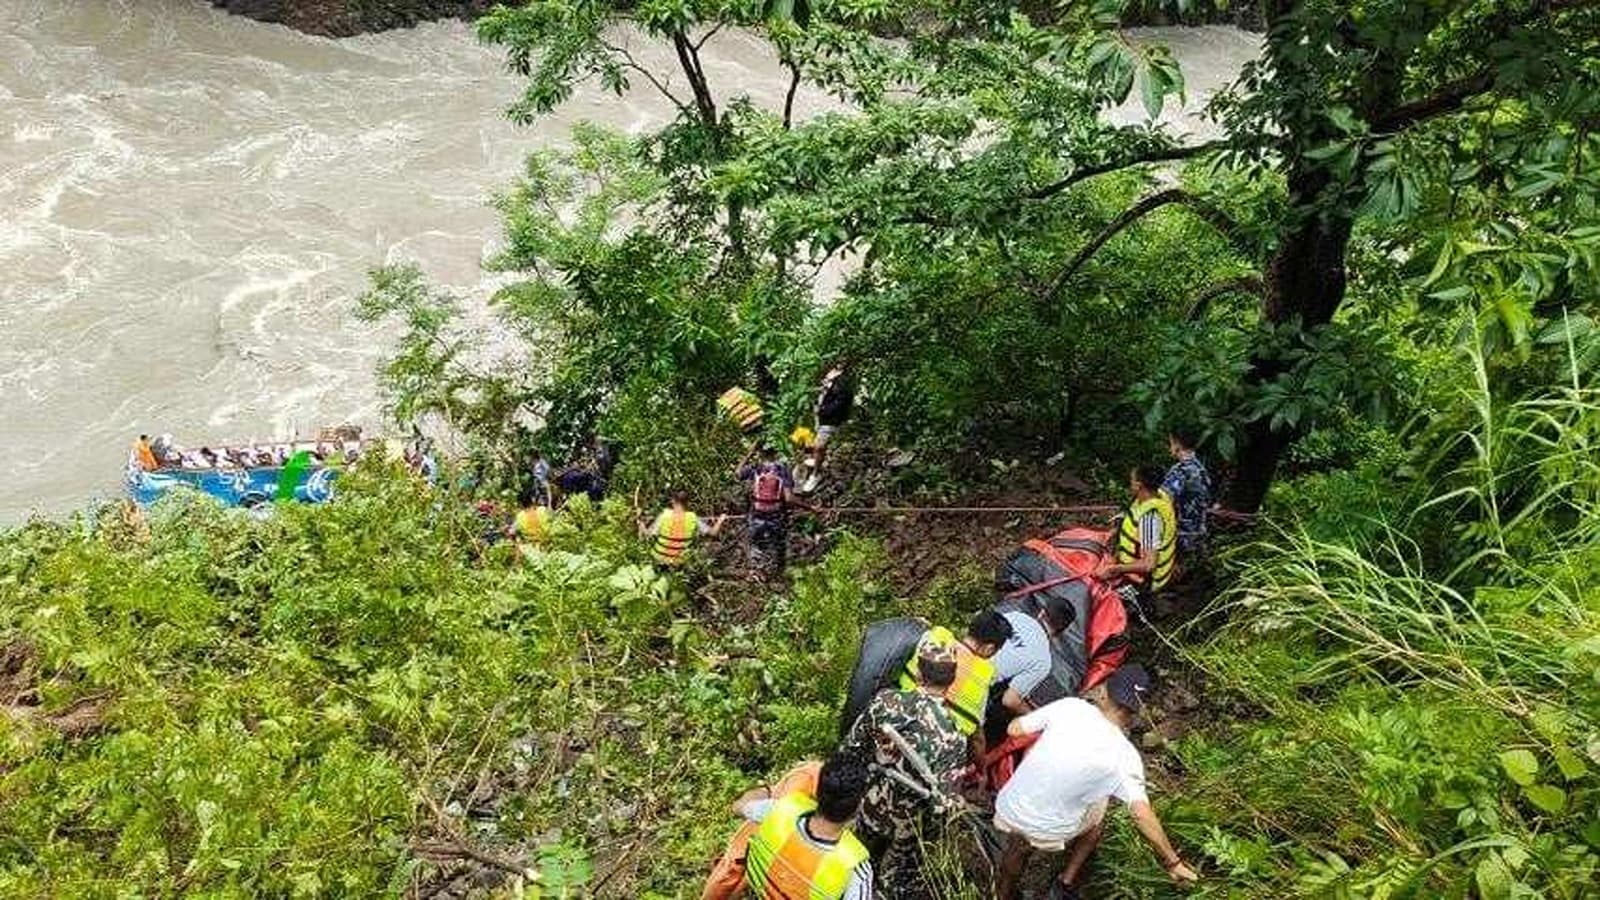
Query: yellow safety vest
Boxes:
[
  {"xmin": 515, "ymin": 505, "xmax": 552, "ymax": 543},
  {"xmin": 899, "ymin": 626, "xmax": 995, "ymax": 736},
  {"xmin": 1115, "ymin": 492, "xmax": 1176, "ymax": 592},
  {"xmin": 745, "ymin": 792, "xmax": 869, "ymax": 900},
  {"xmin": 718, "ymin": 387, "xmax": 765, "ymax": 434},
  {"xmin": 652, "ymin": 508, "xmax": 700, "ymax": 566}
]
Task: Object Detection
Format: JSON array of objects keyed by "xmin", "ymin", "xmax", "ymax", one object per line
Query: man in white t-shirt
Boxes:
[{"xmin": 992, "ymin": 665, "xmax": 1199, "ymax": 899}]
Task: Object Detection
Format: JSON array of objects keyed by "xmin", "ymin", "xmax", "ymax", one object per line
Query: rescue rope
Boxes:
[
  {"xmin": 821, "ymin": 504, "xmax": 1119, "ymax": 515},
  {"xmin": 715, "ymin": 504, "xmax": 1120, "ymax": 519}
]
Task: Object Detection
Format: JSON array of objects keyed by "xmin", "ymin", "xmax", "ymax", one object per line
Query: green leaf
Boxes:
[
  {"xmin": 1551, "ymin": 744, "xmax": 1589, "ymax": 781},
  {"xmin": 1475, "ymin": 852, "xmax": 1512, "ymax": 900},
  {"xmin": 1421, "ymin": 241, "xmax": 1453, "ymax": 287},
  {"xmin": 1428, "ymin": 285, "xmax": 1474, "ymax": 302},
  {"xmin": 1521, "ymin": 783, "xmax": 1567, "ymax": 814},
  {"xmin": 1499, "ymin": 749, "xmax": 1539, "ymax": 786},
  {"xmin": 1140, "ymin": 67, "xmax": 1163, "ymax": 119}
]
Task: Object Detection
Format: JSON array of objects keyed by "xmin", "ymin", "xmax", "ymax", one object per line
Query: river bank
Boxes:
[{"xmin": 210, "ymin": 0, "xmax": 492, "ymax": 36}]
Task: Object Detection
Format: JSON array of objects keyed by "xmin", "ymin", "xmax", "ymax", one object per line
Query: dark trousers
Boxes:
[{"xmin": 747, "ymin": 514, "xmax": 787, "ymax": 573}]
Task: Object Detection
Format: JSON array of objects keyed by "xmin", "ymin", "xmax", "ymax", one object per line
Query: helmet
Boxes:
[{"xmin": 789, "ymin": 425, "xmax": 816, "ymax": 448}]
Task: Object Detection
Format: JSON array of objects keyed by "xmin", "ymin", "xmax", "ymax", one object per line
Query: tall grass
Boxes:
[{"xmin": 1173, "ymin": 334, "xmax": 1600, "ymax": 897}]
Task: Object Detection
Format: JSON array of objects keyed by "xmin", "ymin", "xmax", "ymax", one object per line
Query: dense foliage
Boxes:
[
  {"xmin": 0, "ymin": 465, "xmax": 924, "ymax": 896},
  {"xmin": 356, "ymin": 0, "xmax": 1600, "ymax": 510},
  {"xmin": 4, "ymin": 348, "xmax": 1595, "ymax": 897},
  {"xmin": 1170, "ymin": 343, "xmax": 1600, "ymax": 897},
  {"xmin": 6, "ymin": 0, "xmax": 1599, "ymax": 897}
]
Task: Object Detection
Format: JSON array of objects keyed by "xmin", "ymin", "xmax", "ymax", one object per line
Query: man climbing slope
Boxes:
[
  {"xmin": 1096, "ymin": 464, "xmax": 1177, "ymax": 610},
  {"xmin": 841, "ymin": 637, "xmax": 967, "ymax": 900},
  {"xmin": 736, "ymin": 445, "xmax": 810, "ymax": 578},
  {"xmin": 641, "ymin": 491, "xmax": 726, "ymax": 569},
  {"xmin": 992, "ymin": 665, "xmax": 1198, "ymax": 899},
  {"xmin": 799, "ymin": 362, "xmax": 856, "ymax": 494}
]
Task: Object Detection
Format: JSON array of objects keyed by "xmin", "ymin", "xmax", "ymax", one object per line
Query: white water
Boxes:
[{"xmin": 0, "ymin": 0, "xmax": 1257, "ymax": 523}]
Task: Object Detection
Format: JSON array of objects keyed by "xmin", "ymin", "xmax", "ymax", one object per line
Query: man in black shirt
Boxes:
[{"xmin": 800, "ymin": 363, "xmax": 856, "ymax": 494}]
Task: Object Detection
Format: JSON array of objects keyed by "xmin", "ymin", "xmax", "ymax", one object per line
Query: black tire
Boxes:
[{"xmin": 838, "ymin": 616, "xmax": 927, "ymax": 738}]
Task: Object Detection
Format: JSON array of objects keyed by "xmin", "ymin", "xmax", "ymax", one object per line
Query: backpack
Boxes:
[{"xmin": 751, "ymin": 465, "xmax": 785, "ymax": 513}]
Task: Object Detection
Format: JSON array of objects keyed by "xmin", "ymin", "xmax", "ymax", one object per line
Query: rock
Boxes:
[{"xmin": 1163, "ymin": 681, "xmax": 1202, "ymax": 712}]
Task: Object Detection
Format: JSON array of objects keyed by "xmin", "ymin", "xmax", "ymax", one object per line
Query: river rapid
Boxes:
[{"xmin": 0, "ymin": 0, "xmax": 1258, "ymax": 523}]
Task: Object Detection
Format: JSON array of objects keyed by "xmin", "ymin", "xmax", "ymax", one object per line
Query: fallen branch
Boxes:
[
  {"xmin": 717, "ymin": 504, "xmax": 1120, "ymax": 519},
  {"xmin": 409, "ymin": 839, "xmax": 535, "ymax": 881}
]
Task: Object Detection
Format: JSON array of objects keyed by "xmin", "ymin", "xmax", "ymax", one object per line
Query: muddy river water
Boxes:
[{"xmin": 0, "ymin": 0, "xmax": 1258, "ymax": 522}]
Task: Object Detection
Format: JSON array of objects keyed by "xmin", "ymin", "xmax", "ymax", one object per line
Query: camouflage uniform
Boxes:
[{"xmin": 840, "ymin": 676, "xmax": 967, "ymax": 899}]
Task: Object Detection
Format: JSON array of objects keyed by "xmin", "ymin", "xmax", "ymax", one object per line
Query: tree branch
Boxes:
[
  {"xmin": 1186, "ymin": 274, "xmax": 1266, "ymax": 321},
  {"xmin": 1370, "ymin": 0, "xmax": 1600, "ymax": 132},
  {"xmin": 783, "ymin": 59, "xmax": 801, "ymax": 130},
  {"xmin": 1042, "ymin": 188, "xmax": 1246, "ymax": 304},
  {"xmin": 601, "ymin": 41, "xmax": 694, "ymax": 118},
  {"xmin": 1372, "ymin": 68, "xmax": 1496, "ymax": 132},
  {"xmin": 692, "ymin": 22, "xmax": 725, "ymax": 52},
  {"xmin": 671, "ymin": 30, "xmax": 718, "ymax": 130},
  {"xmin": 1025, "ymin": 141, "xmax": 1227, "ymax": 201}
]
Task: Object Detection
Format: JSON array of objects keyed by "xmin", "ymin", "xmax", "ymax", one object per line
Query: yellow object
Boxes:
[
  {"xmin": 899, "ymin": 626, "xmax": 996, "ymax": 735},
  {"xmin": 718, "ymin": 387, "xmax": 765, "ymax": 434},
  {"xmin": 652, "ymin": 508, "xmax": 700, "ymax": 566},
  {"xmin": 1116, "ymin": 492, "xmax": 1177, "ymax": 591},
  {"xmin": 745, "ymin": 792, "xmax": 870, "ymax": 900},
  {"xmin": 515, "ymin": 505, "xmax": 553, "ymax": 544},
  {"xmin": 789, "ymin": 425, "xmax": 816, "ymax": 449}
]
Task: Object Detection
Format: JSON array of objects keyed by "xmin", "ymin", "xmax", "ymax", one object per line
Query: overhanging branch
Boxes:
[
  {"xmin": 1042, "ymin": 188, "xmax": 1246, "ymax": 304},
  {"xmin": 1186, "ymin": 275, "xmax": 1266, "ymax": 321},
  {"xmin": 1025, "ymin": 141, "xmax": 1227, "ymax": 201},
  {"xmin": 1372, "ymin": 69, "xmax": 1496, "ymax": 132},
  {"xmin": 601, "ymin": 40, "xmax": 694, "ymax": 118}
]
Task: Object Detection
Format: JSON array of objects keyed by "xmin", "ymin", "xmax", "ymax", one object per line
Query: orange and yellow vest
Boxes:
[
  {"xmin": 652, "ymin": 508, "xmax": 700, "ymax": 566},
  {"xmin": 132, "ymin": 439, "xmax": 158, "ymax": 471},
  {"xmin": 745, "ymin": 792, "xmax": 869, "ymax": 900},
  {"xmin": 718, "ymin": 387, "xmax": 765, "ymax": 434},
  {"xmin": 514, "ymin": 505, "xmax": 552, "ymax": 544},
  {"xmin": 1115, "ymin": 492, "xmax": 1176, "ymax": 592},
  {"xmin": 898, "ymin": 626, "xmax": 995, "ymax": 736}
]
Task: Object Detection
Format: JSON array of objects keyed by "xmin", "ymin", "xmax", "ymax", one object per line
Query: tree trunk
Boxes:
[{"xmin": 1224, "ymin": 169, "xmax": 1354, "ymax": 512}]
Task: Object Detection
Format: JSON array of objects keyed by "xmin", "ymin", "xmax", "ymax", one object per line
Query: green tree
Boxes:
[{"xmin": 475, "ymin": 0, "xmax": 1598, "ymax": 508}]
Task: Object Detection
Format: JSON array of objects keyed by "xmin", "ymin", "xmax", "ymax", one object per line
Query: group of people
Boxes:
[
  {"xmin": 706, "ymin": 619, "xmax": 1198, "ymax": 899},
  {"xmin": 504, "ymin": 366, "xmax": 858, "ymax": 572},
  {"xmin": 699, "ymin": 426, "xmax": 1216, "ymax": 899},
  {"xmin": 501, "ymin": 437, "xmax": 622, "ymax": 551},
  {"xmin": 130, "ymin": 432, "xmax": 366, "ymax": 472}
]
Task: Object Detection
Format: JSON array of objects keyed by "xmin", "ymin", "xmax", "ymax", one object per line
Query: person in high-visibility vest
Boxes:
[
  {"xmin": 1096, "ymin": 463, "xmax": 1178, "ymax": 596},
  {"xmin": 718, "ymin": 386, "xmax": 766, "ymax": 436},
  {"xmin": 641, "ymin": 491, "xmax": 726, "ymax": 569},
  {"xmin": 506, "ymin": 486, "xmax": 554, "ymax": 557},
  {"xmin": 130, "ymin": 434, "xmax": 159, "ymax": 471},
  {"xmin": 701, "ymin": 760, "xmax": 821, "ymax": 900},
  {"xmin": 898, "ymin": 610, "xmax": 1014, "ymax": 749},
  {"xmin": 735, "ymin": 753, "xmax": 874, "ymax": 900}
]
